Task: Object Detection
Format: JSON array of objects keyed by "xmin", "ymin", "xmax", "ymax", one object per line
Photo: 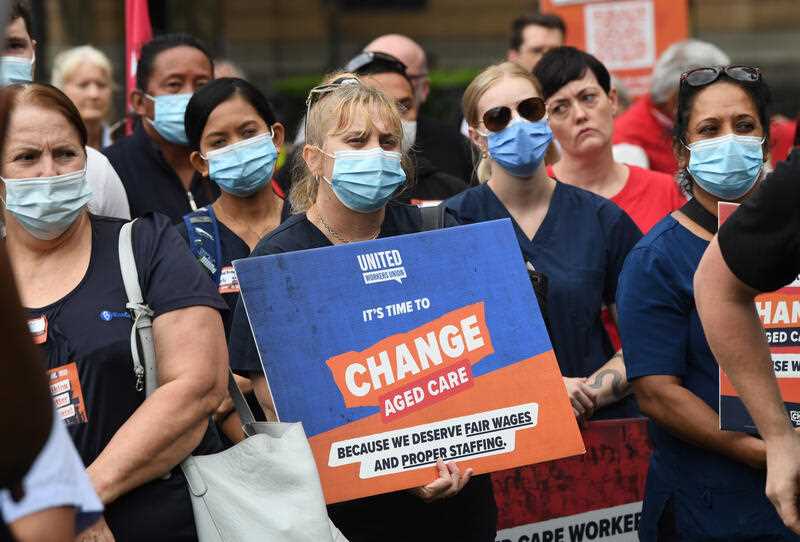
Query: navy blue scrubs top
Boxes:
[
  {"xmin": 444, "ymin": 182, "xmax": 641, "ymax": 419},
  {"xmin": 176, "ymin": 197, "xmax": 291, "ymax": 338},
  {"xmin": 227, "ymin": 202, "xmax": 497, "ymax": 542},
  {"xmin": 617, "ymin": 216, "xmax": 798, "ymax": 541},
  {"xmin": 29, "ymin": 214, "xmax": 227, "ymax": 542}
]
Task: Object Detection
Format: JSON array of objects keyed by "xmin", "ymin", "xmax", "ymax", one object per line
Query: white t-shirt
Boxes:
[{"xmin": 86, "ymin": 147, "xmax": 130, "ymax": 220}]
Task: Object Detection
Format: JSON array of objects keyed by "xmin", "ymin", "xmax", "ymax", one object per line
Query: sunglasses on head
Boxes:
[
  {"xmin": 680, "ymin": 65, "xmax": 761, "ymax": 88},
  {"xmin": 304, "ymin": 76, "xmax": 360, "ymax": 136},
  {"xmin": 345, "ymin": 51, "xmax": 408, "ymax": 78},
  {"xmin": 481, "ymin": 97, "xmax": 546, "ymax": 133}
]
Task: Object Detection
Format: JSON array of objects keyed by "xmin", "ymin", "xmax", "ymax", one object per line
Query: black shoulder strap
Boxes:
[
  {"xmin": 680, "ymin": 197, "xmax": 718, "ymax": 234},
  {"xmin": 420, "ymin": 204, "xmax": 446, "ymax": 231}
]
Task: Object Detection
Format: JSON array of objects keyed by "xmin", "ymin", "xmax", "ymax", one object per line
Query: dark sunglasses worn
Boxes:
[
  {"xmin": 482, "ymin": 97, "xmax": 546, "ymax": 133},
  {"xmin": 680, "ymin": 65, "xmax": 761, "ymax": 88}
]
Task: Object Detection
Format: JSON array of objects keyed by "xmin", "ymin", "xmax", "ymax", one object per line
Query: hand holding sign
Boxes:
[{"xmin": 410, "ymin": 458, "xmax": 474, "ymax": 502}]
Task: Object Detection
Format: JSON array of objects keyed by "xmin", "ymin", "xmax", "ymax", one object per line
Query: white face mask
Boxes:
[
  {"xmin": 401, "ymin": 120, "xmax": 417, "ymax": 153},
  {"xmin": 2, "ymin": 168, "xmax": 92, "ymax": 240},
  {"xmin": 0, "ymin": 53, "xmax": 34, "ymax": 86}
]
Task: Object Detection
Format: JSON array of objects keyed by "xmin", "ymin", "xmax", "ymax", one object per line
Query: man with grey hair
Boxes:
[{"xmin": 613, "ymin": 39, "xmax": 730, "ymax": 175}]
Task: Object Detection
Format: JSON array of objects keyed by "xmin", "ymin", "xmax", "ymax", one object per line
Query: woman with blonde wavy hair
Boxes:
[
  {"xmin": 444, "ymin": 62, "xmax": 642, "ymax": 422},
  {"xmin": 227, "ymin": 72, "xmax": 497, "ymax": 541},
  {"xmin": 51, "ymin": 45, "xmax": 117, "ymax": 149}
]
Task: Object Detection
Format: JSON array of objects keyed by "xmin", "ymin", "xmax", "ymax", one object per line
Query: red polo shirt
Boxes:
[
  {"xmin": 613, "ymin": 95, "xmax": 678, "ymax": 175},
  {"xmin": 610, "ymin": 165, "xmax": 685, "ymax": 233},
  {"xmin": 769, "ymin": 119, "xmax": 797, "ymax": 167}
]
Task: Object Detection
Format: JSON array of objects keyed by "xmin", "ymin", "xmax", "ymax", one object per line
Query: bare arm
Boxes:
[
  {"xmin": 583, "ymin": 305, "xmax": 632, "ymax": 412},
  {"xmin": 696, "ymin": 237, "xmax": 800, "ymax": 531},
  {"xmin": 695, "ymin": 237, "xmax": 792, "ymax": 443},
  {"xmin": 250, "ymin": 373, "xmax": 277, "ymax": 422},
  {"xmin": 87, "ymin": 306, "xmax": 227, "ymax": 504},
  {"xmin": 10, "ymin": 506, "xmax": 75, "ymax": 542},
  {"xmin": 585, "ymin": 351, "xmax": 631, "ymax": 411},
  {"xmin": 635, "ymin": 375, "xmax": 765, "ymax": 468}
]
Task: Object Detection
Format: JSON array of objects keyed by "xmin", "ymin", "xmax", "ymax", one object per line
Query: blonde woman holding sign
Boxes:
[{"xmin": 227, "ymin": 73, "xmax": 497, "ymax": 542}]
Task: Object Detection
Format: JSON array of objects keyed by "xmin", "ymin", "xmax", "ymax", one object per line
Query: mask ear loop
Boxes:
[{"xmin": 309, "ymin": 145, "xmax": 335, "ymax": 185}]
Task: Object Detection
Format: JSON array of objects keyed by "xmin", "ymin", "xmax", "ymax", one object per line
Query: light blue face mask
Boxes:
[
  {"xmin": 486, "ymin": 118, "xmax": 553, "ymax": 178},
  {"xmin": 687, "ymin": 134, "xmax": 764, "ymax": 200},
  {"xmin": 145, "ymin": 93, "xmax": 192, "ymax": 145},
  {"xmin": 320, "ymin": 147, "xmax": 406, "ymax": 213},
  {"xmin": 202, "ymin": 132, "xmax": 278, "ymax": 197},
  {"xmin": 0, "ymin": 54, "xmax": 34, "ymax": 86},
  {"xmin": 2, "ymin": 168, "xmax": 92, "ymax": 240}
]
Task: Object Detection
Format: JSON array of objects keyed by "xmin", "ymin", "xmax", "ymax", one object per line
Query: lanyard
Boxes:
[{"xmin": 680, "ymin": 197, "xmax": 718, "ymax": 234}]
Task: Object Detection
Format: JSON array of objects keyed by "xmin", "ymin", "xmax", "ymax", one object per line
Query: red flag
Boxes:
[{"xmin": 125, "ymin": 0, "xmax": 152, "ymax": 135}]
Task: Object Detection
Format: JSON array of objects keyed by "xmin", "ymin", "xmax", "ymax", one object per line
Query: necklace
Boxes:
[
  {"xmin": 214, "ymin": 201, "xmax": 278, "ymax": 241},
  {"xmin": 316, "ymin": 211, "xmax": 380, "ymax": 244}
]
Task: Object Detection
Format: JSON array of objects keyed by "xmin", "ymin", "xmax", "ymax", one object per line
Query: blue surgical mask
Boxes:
[
  {"xmin": 321, "ymin": 147, "xmax": 406, "ymax": 213},
  {"xmin": 2, "ymin": 168, "xmax": 92, "ymax": 240},
  {"xmin": 687, "ymin": 134, "xmax": 764, "ymax": 200},
  {"xmin": 203, "ymin": 132, "xmax": 278, "ymax": 197},
  {"xmin": 486, "ymin": 118, "xmax": 553, "ymax": 178},
  {"xmin": 0, "ymin": 54, "xmax": 34, "ymax": 86},
  {"xmin": 145, "ymin": 93, "xmax": 192, "ymax": 145}
]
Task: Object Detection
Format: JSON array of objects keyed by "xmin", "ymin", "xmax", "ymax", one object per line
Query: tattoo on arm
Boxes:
[{"xmin": 588, "ymin": 368, "xmax": 626, "ymax": 398}]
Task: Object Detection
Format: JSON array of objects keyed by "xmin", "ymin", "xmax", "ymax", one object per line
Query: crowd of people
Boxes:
[{"xmin": 3, "ymin": 2, "xmax": 800, "ymax": 541}]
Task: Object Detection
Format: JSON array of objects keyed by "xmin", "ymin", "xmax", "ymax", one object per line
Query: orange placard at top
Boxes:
[{"xmin": 540, "ymin": 0, "xmax": 689, "ymax": 96}]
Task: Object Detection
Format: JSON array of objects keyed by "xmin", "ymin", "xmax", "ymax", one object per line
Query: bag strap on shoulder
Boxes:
[
  {"xmin": 183, "ymin": 206, "xmax": 224, "ymax": 284},
  {"xmin": 119, "ymin": 220, "xmax": 158, "ymax": 395},
  {"xmin": 420, "ymin": 203, "xmax": 446, "ymax": 231},
  {"xmin": 118, "ymin": 220, "xmax": 255, "ymax": 424}
]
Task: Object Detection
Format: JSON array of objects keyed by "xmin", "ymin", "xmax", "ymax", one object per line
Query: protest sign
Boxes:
[
  {"xmin": 493, "ymin": 418, "xmax": 650, "ymax": 542},
  {"xmin": 540, "ymin": 0, "xmax": 689, "ymax": 96},
  {"xmin": 718, "ymin": 202, "xmax": 800, "ymax": 432},
  {"xmin": 234, "ymin": 219, "xmax": 584, "ymax": 503}
]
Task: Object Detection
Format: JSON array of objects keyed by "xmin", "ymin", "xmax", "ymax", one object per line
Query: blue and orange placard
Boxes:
[
  {"xmin": 718, "ymin": 202, "xmax": 800, "ymax": 432},
  {"xmin": 234, "ymin": 219, "xmax": 584, "ymax": 504}
]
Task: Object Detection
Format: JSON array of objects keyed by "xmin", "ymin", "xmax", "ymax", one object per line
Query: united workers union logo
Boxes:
[
  {"xmin": 99, "ymin": 310, "xmax": 132, "ymax": 322},
  {"xmin": 357, "ymin": 249, "xmax": 407, "ymax": 285}
]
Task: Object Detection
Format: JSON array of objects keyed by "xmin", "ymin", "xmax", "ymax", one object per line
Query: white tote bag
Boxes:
[{"xmin": 118, "ymin": 220, "xmax": 346, "ymax": 542}]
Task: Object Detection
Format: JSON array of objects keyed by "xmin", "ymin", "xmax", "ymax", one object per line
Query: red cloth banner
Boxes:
[
  {"xmin": 125, "ymin": 0, "xmax": 152, "ymax": 134},
  {"xmin": 493, "ymin": 418, "xmax": 651, "ymax": 541}
]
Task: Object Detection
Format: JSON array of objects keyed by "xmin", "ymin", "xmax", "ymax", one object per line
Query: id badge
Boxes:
[
  {"xmin": 27, "ymin": 315, "xmax": 48, "ymax": 344},
  {"xmin": 219, "ymin": 266, "xmax": 240, "ymax": 294}
]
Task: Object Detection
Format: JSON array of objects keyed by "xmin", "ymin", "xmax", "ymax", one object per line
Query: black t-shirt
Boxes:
[
  {"xmin": 719, "ymin": 149, "xmax": 800, "ymax": 292},
  {"xmin": 29, "ymin": 214, "xmax": 227, "ymax": 542},
  {"xmin": 103, "ymin": 123, "xmax": 220, "ymax": 223},
  {"xmin": 227, "ymin": 202, "xmax": 496, "ymax": 542},
  {"xmin": 415, "ymin": 114, "xmax": 476, "ymax": 184},
  {"xmin": 395, "ymin": 151, "xmax": 470, "ymax": 203}
]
